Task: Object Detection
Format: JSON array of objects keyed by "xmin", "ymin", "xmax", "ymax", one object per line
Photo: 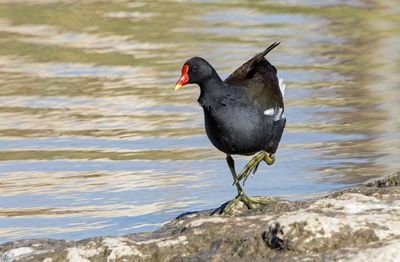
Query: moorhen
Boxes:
[{"xmin": 175, "ymin": 42, "xmax": 286, "ymax": 214}]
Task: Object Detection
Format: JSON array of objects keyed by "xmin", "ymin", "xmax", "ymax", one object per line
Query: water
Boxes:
[{"xmin": 0, "ymin": 0, "xmax": 399, "ymax": 243}]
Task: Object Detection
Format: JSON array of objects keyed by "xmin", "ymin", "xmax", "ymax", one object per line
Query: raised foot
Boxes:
[
  {"xmin": 265, "ymin": 153, "xmax": 275, "ymax": 165},
  {"xmin": 219, "ymin": 194, "xmax": 274, "ymax": 215},
  {"xmin": 234, "ymin": 152, "xmax": 275, "ymax": 185}
]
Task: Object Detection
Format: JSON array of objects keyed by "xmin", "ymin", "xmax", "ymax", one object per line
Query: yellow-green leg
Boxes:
[
  {"xmin": 221, "ymin": 154, "xmax": 274, "ymax": 215},
  {"xmin": 234, "ymin": 151, "xmax": 275, "ymax": 185}
]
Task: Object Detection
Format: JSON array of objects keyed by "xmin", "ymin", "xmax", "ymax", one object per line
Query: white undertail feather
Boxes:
[
  {"xmin": 264, "ymin": 78, "xmax": 286, "ymax": 119},
  {"xmin": 274, "ymin": 108, "xmax": 284, "ymax": 121},
  {"xmin": 278, "ymin": 78, "xmax": 286, "ymax": 97},
  {"xmin": 277, "ymin": 78, "xmax": 286, "ymax": 120}
]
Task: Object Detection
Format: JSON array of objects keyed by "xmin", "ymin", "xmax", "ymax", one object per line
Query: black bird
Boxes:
[{"xmin": 175, "ymin": 42, "xmax": 286, "ymax": 214}]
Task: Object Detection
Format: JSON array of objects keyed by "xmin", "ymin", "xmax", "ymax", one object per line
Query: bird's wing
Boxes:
[
  {"xmin": 224, "ymin": 42, "xmax": 284, "ymax": 110},
  {"xmin": 224, "ymin": 42, "xmax": 280, "ymax": 85}
]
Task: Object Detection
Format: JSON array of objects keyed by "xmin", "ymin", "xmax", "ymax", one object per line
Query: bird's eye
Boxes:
[{"xmin": 192, "ymin": 66, "xmax": 198, "ymax": 72}]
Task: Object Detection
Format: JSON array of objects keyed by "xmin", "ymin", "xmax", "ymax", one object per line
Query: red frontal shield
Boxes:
[{"xmin": 175, "ymin": 64, "xmax": 189, "ymax": 90}]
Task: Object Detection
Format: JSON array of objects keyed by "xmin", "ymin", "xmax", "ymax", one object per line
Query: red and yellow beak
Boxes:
[{"xmin": 175, "ymin": 64, "xmax": 189, "ymax": 91}]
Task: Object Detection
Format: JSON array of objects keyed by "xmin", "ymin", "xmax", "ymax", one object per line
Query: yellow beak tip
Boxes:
[{"xmin": 175, "ymin": 84, "xmax": 183, "ymax": 91}]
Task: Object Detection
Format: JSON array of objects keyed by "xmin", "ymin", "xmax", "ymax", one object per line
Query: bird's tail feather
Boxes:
[
  {"xmin": 261, "ymin": 42, "xmax": 280, "ymax": 57},
  {"xmin": 250, "ymin": 42, "xmax": 280, "ymax": 66}
]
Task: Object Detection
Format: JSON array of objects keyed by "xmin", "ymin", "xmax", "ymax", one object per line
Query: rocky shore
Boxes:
[{"xmin": 1, "ymin": 171, "xmax": 400, "ymax": 262}]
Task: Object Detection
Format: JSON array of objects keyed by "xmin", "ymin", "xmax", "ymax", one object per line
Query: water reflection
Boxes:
[{"xmin": 0, "ymin": 0, "xmax": 399, "ymax": 243}]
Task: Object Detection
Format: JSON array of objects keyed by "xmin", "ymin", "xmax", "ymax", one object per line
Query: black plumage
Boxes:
[{"xmin": 175, "ymin": 42, "xmax": 286, "ymax": 213}]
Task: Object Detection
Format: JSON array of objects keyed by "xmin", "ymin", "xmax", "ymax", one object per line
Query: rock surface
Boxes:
[{"xmin": 1, "ymin": 171, "xmax": 400, "ymax": 262}]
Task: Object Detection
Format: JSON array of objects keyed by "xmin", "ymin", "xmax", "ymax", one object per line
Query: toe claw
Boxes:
[
  {"xmin": 253, "ymin": 162, "xmax": 260, "ymax": 175},
  {"xmin": 242, "ymin": 171, "xmax": 251, "ymax": 186}
]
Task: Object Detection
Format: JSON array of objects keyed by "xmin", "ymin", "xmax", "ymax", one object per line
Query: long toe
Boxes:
[
  {"xmin": 220, "ymin": 196, "xmax": 242, "ymax": 215},
  {"xmin": 249, "ymin": 196, "xmax": 275, "ymax": 205},
  {"xmin": 236, "ymin": 152, "xmax": 266, "ymax": 184},
  {"xmin": 220, "ymin": 194, "xmax": 275, "ymax": 215}
]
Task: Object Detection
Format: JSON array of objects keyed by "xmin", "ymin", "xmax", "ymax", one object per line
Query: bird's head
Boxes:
[{"xmin": 175, "ymin": 57, "xmax": 214, "ymax": 91}]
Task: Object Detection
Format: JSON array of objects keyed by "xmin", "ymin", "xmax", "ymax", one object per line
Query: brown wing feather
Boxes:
[
  {"xmin": 224, "ymin": 42, "xmax": 283, "ymax": 109},
  {"xmin": 224, "ymin": 42, "xmax": 280, "ymax": 84}
]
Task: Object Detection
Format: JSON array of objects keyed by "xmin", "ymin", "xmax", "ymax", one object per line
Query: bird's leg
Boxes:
[
  {"xmin": 221, "ymin": 154, "xmax": 275, "ymax": 215},
  {"xmin": 226, "ymin": 155, "xmax": 253, "ymax": 204},
  {"xmin": 234, "ymin": 151, "xmax": 265, "ymax": 185},
  {"xmin": 251, "ymin": 153, "xmax": 274, "ymax": 174},
  {"xmin": 226, "ymin": 155, "xmax": 245, "ymax": 195},
  {"xmin": 222, "ymin": 155, "xmax": 269, "ymax": 215},
  {"xmin": 235, "ymin": 151, "xmax": 275, "ymax": 185}
]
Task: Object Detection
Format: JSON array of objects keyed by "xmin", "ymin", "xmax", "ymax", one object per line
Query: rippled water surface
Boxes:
[{"xmin": 0, "ymin": 0, "xmax": 399, "ymax": 243}]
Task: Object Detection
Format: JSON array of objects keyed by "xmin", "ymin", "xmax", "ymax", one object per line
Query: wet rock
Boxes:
[{"xmin": 1, "ymin": 171, "xmax": 400, "ymax": 261}]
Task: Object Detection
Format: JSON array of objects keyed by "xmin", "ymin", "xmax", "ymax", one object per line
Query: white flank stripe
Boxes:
[{"xmin": 264, "ymin": 108, "xmax": 275, "ymax": 116}]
